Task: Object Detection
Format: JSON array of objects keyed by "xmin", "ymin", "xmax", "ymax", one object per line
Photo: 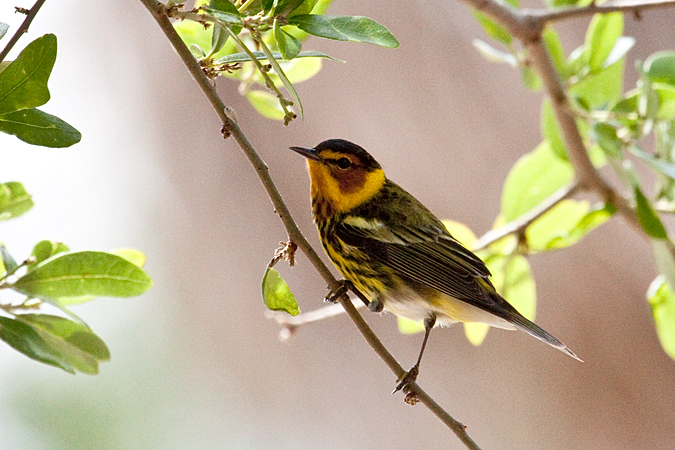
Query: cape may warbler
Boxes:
[{"xmin": 291, "ymin": 139, "xmax": 580, "ymax": 391}]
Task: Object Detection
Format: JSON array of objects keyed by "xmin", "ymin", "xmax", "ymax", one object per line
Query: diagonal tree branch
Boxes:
[
  {"xmin": 139, "ymin": 1, "xmax": 482, "ymax": 448},
  {"xmin": 0, "ymin": 0, "xmax": 47, "ymax": 63}
]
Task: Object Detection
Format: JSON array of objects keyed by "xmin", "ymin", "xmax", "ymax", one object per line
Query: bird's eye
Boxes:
[{"xmin": 336, "ymin": 157, "xmax": 352, "ymax": 170}]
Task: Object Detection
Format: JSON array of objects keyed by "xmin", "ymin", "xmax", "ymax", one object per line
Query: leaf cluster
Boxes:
[
  {"xmin": 173, "ymin": 0, "xmax": 398, "ymax": 124},
  {"xmin": 0, "ymin": 23, "xmax": 153, "ymax": 374},
  {"xmin": 472, "ymin": 6, "xmax": 675, "ymax": 357},
  {"xmin": 0, "ymin": 31, "xmax": 80, "ymax": 147}
]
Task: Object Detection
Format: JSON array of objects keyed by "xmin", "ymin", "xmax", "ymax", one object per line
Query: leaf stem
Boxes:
[
  {"xmin": 250, "ymin": 29, "xmax": 302, "ymax": 121},
  {"xmin": 226, "ymin": 27, "xmax": 295, "ymax": 122},
  {"xmin": 0, "ymin": 0, "xmax": 48, "ymax": 63}
]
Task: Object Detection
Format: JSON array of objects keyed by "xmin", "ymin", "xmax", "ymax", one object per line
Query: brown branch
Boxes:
[
  {"xmin": 523, "ymin": 36, "xmax": 646, "ymax": 237},
  {"xmin": 138, "ymin": 1, "xmax": 482, "ymax": 448},
  {"xmin": 0, "ymin": 0, "xmax": 47, "ymax": 62},
  {"xmin": 530, "ymin": 0, "xmax": 675, "ymax": 26}
]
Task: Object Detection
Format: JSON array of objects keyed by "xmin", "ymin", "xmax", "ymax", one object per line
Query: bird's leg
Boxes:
[
  {"xmin": 325, "ymin": 280, "xmax": 377, "ymax": 310},
  {"xmin": 393, "ymin": 315, "xmax": 436, "ymax": 399}
]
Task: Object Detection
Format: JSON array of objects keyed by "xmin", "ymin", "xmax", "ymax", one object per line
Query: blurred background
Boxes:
[{"xmin": 1, "ymin": 0, "xmax": 675, "ymax": 449}]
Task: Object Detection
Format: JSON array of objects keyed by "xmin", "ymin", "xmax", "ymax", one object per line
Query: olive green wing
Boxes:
[
  {"xmin": 336, "ymin": 216, "xmax": 581, "ymax": 361},
  {"xmin": 336, "ymin": 217, "xmax": 498, "ymax": 308}
]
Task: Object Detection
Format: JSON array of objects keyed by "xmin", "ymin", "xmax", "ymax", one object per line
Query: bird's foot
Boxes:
[
  {"xmin": 324, "ymin": 279, "xmax": 354, "ymax": 303},
  {"xmin": 392, "ymin": 365, "xmax": 420, "ymax": 404}
]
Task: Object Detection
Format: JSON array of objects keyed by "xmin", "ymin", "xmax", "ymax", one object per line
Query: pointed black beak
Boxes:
[{"xmin": 289, "ymin": 146, "xmax": 321, "ymax": 162}]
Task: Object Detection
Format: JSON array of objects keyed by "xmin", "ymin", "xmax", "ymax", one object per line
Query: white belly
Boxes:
[{"xmin": 381, "ymin": 285, "xmax": 516, "ymax": 330}]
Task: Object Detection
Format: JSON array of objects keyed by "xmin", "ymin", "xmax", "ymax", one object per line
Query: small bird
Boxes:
[{"xmin": 290, "ymin": 139, "xmax": 580, "ymax": 392}]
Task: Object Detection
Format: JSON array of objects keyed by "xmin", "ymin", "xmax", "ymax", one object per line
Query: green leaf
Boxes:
[
  {"xmin": 543, "ymin": 27, "xmax": 568, "ymax": 79},
  {"xmin": 471, "ymin": 10, "xmax": 512, "ymax": 45},
  {"xmin": 217, "ymin": 50, "xmax": 340, "ymax": 64},
  {"xmin": 29, "ymin": 240, "xmax": 70, "ymax": 269},
  {"xmin": 288, "ymin": 15, "xmax": 399, "ymax": 48},
  {"xmin": 592, "ymin": 122, "xmax": 623, "ymax": 158},
  {"xmin": 397, "ymin": 316, "xmax": 425, "ymax": 334},
  {"xmin": 0, "ymin": 108, "xmax": 81, "ymax": 148},
  {"xmin": 54, "ymin": 248, "xmax": 146, "ymax": 304},
  {"xmin": 654, "ymin": 83, "xmax": 675, "ymax": 121},
  {"xmin": 246, "ymin": 90, "xmax": 286, "ymax": 120},
  {"xmin": 472, "ymin": 39, "xmax": 517, "ymax": 66},
  {"xmin": 203, "ymin": 7, "xmax": 244, "ymax": 25},
  {"xmin": 262, "ymin": 267, "xmax": 299, "ymax": 316},
  {"xmin": 544, "ymin": 203, "xmax": 615, "ymax": 250},
  {"xmin": 209, "ymin": 24, "xmax": 229, "ymax": 57},
  {"xmin": 209, "ymin": 0, "xmax": 240, "ymax": 15},
  {"xmin": 611, "ymin": 89, "xmax": 639, "ymax": 114},
  {"xmin": 500, "ymin": 256, "xmax": 536, "ymax": 322},
  {"xmin": 501, "ymin": 141, "xmax": 574, "ymax": 221},
  {"xmin": 630, "ymin": 146, "xmax": 675, "ymax": 181},
  {"xmin": 1, "ymin": 243, "xmax": 18, "ymax": 275},
  {"xmin": 262, "ymin": 0, "xmax": 274, "ymax": 13},
  {"xmin": 0, "ymin": 316, "xmax": 79, "ymax": 373},
  {"xmin": 634, "ymin": 186, "xmax": 668, "ymax": 239},
  {"xmin": 526, "ymin": 200, "xmax": 589, "ymax": 251},
  {"xmin": 526, "ymin": 200, "xmax": 614, "ymax": 251},
  {"xmin": 12, "ymin": 251, "xmax": 153, "ymax": 299},
  {"xmin": 0, "ymin": 181, "xmax": 34, "ymax": 220},
  {"xmin": 647, "ymin": 276, "xmax": 675, "ymax": 360},
  {"xmin": 17, "ymin": 314, "xmax": 110, "ymax": 374},
  {"xmin": 0, "ymin": 34, "xmax": 56, "ymax": 114},
  {"xmin": 272, "ymin": 0, "xmax": 306, "ymax": 16},
  {"xmin": 570, "ymin": 56, "xmax": 624, "ymax": 107},
  {"xmin": 289, "ymin": 0, "xmax": 319, "ymax": 16},
  {"xmin": 0, "ymin": 22, "xmax": 8, "ymax": 40},
  {"xmin": 174, "ymin": 17, "xmax": 236, "ymax": 60},
  {"xmin": 586, "ymin": 12, "xmax": 623, "ymax": 72},
  {"xmin": 644, "ymin": 51, "xmax": 675, "ymax": 86},
  {"xmin": 274, "ymin": 20, "xmax": 302, "ymax": 60},
  {"xmin": 541, "ymin": 98, "xmax": 567, "ymax": 159}
]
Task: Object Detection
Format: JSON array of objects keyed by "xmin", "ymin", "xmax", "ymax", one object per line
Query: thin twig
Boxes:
[
  {"xmin": 138, "ymin": 1, "xmax": 482, "ymax": 448},
  {"xmin": 530, "ymin": 0, "xmax": 675, "ymax": 25},
  {"xmin": 0, "ymin": 0, "xmax": 47, "ymax": 63},
  {"xmin": 473, "ymin": 181, "xmax": 580, "ymax": 251},
  {"xmin": 265, "ymin": 299, "xmax": 365, "ymax": 340}
]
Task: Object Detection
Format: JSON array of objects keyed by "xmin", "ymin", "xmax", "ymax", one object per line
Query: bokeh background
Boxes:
[{"xmin": 2, "ymin": 0, "xmax": 675, "ymax": 449}]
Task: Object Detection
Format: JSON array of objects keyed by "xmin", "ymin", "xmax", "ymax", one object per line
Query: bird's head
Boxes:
[{"xmin": 290, "ymin": 139, "xmax": 386, "ymax": 213}]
